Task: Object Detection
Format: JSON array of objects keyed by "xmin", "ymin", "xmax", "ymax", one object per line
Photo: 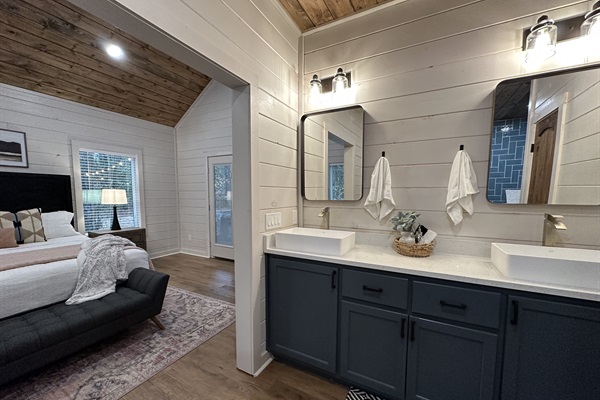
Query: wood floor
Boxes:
[{"xmin": 123, "ymin": 253, "xmax": 348, "ymax": 400}]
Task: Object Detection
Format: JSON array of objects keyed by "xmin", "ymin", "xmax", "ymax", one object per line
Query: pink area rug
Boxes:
[{"xmin": 0, "ymin": 287, "xmax": 236, "ymax": 400}]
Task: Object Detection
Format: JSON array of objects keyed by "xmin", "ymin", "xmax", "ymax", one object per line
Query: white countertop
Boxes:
[{"xmin": 264, "ymin": 234, "xmax": 600, "ymax": 303}]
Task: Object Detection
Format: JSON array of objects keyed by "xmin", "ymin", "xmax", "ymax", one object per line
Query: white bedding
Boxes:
[{"xmin": 0, "ymin": 233, "xmax": 151, "ymax": 320}]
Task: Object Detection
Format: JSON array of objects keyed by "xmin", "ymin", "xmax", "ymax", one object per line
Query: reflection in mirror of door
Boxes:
[
  {"xmin": 302, "ymin": 106, "xmax": 364, "ymax": 201},
  {"xmin": 487, "ymin": 66, "xmax": 600, "ymax": 205}
]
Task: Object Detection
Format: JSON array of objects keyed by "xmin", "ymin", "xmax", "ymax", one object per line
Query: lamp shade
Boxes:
[
  {"xmin": 524, "ymin": 16, "xmax": 557, "ymax": 64},
  {"xmin": 308, "ymin": 74, "xmax": 322, "ymax": 105},
  {"xmin": 101, "ymin": 189, "xmax": 128, "ymax": 205},
  {"xmin": 582, "ymin": 1, "xmax": 600, "ymax": 38},
  {"xmin": 332, "ymin": 68, "xmax": 348, "ymax": 93}
]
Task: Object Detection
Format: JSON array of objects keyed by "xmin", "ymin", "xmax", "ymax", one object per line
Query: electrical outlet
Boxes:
[
  {"xmin": 292, "ymin": 210, "xmax": 298, "ymax": 224},
  {"xmin": 266, "ymin": 212, "xmax": 282, "ymax": 230},
  {"xmin": 188, "ymin": 234, "xmax": 192, "ymax": 241}
]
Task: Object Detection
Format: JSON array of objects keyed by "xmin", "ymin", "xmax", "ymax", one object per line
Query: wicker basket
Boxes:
[{"xmin": 394, "ymin": 238, "xmax": 436, "ymax": 257}]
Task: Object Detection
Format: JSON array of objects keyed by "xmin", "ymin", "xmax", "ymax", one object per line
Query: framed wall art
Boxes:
[{"xmin": 0, "ymin": 129, "xmax": 28, "ymax": 168}]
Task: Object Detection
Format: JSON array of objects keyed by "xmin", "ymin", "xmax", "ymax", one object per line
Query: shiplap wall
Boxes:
[
  {"xmin": 0, "ymin": 83, "xmax": 178, "ymax": 257},
  {"xmin": 108, "ymin": 0, "xmax": 300, "ymax": 373},
  {"xmin": 302, "ymin": 0, "xmax": 600, "ymax": 251},
  {"xmin": 539, "ymin": 72, "xmax": 600, "ymax": 205},
  {"xmin": 176, "ymin": 81, "xmax": 233, "ymax": 257}
]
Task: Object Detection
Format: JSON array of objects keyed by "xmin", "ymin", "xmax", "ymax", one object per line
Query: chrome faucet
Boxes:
[
  {"xmin": 318, "ymin": 207, "xmax": 330, "ymax": 230},
  {"xmin": 542, "ymin": 214, "xmax": 567, "ymax": 247}
]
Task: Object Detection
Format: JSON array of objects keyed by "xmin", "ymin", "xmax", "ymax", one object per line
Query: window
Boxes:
[
  {"xmin": 329, "ymin": 163, "xmax": 344, "ymax": 200},
  {"xmin": 72, "ymin": 140, "xmax": 144, "ymax": 233}
]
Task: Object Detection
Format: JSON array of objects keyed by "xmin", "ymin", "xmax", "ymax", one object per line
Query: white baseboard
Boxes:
[{"xmin": 253, "ymin": 356, "xmax": 273, "ymax": 377}]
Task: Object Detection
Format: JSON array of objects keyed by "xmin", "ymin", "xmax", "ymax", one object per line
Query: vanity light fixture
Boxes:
[
  {"xmin": 524, "ymin": 15, "xmax": 557, "ymax": 64},
  {"xmin": 332, "ymin": 68, "xmax": 349, "ymax": 94},
  {"xmin": 582, "ymin": 1, "xmax": 600, "ymax": 39},
  {"xmin": 308, "ymin": 74, "xmax": 322, "ymax": 105}
]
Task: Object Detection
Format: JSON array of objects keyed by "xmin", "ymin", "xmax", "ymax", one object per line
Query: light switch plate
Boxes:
[{"xmin": 266, "ymin": 212, "xmax": 282, "ymax": 230}]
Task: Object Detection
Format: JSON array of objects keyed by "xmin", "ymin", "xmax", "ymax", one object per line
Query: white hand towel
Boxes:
[
  {"xmin": 446, "ymin": 150, "xmax": 479, "ymax": 225},
  {"xmin": 364, "ymin": 156, "xmax": 396, "ymax": 220}
]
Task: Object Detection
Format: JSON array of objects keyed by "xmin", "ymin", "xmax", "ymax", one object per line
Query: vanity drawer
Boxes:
[
  {"xmin": 342, "ymin": 269, "xmax": 408, "ymax": 309},
  {"xmin": 412, "ymin": 281, "xmax": 501, "ymax": 329}
]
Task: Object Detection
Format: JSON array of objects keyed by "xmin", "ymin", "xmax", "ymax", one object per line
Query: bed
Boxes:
[{"xmin": 0, "ymin": 172, "xmax": 152, "ymax": 320}]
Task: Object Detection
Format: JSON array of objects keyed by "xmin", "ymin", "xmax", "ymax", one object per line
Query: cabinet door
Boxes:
[
  {"xmin": 502, "ymin": 296, "xmax": 600, "ymax": 400},
  {"xmin": 340, "ymin": 301, "xmax": 407, "ymax": 400},
  {"xmin": 406, "ymin": 317, "xmax": 497, "ymax": 400},
  {"xmin": 267, "ymin": 258, "xmax": 339, "ymax": 373}
]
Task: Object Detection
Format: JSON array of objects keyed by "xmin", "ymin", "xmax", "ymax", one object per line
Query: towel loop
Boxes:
[
  {"xmin": 382, "ymin": 151, "xmax": 386, "ymax": 157},
  {"xmin": 459, "ymin": 145, "xmax": 464, "ymax": 150}
]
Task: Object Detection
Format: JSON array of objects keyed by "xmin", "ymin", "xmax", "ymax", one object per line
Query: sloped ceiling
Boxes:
[
  {"xmin": 278, "ymin": 0, "xmax": 393, "ymax": 32},
  {"xmin": 0, "ymin": 0, "xmax": 211, "ymax": 127}
]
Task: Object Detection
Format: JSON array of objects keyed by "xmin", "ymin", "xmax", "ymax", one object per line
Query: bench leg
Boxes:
[{"xmin": 151, "ymin": 316, "xmax": 165, "ymax": 330}]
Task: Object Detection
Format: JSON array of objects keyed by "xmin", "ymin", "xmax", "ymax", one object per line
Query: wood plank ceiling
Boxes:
[
  {"xmin": 279, "ymin": 0, "xmax": 394, "ymax": 32},
  {"xmin": 0, "ymin": 0, "xmax": 211, "ymax": 127}
]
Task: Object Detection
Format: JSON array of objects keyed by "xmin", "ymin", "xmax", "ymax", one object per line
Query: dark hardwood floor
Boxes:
[{"xmin": 123, "ymin": 253, "xmax": 348, "ymax": 400}]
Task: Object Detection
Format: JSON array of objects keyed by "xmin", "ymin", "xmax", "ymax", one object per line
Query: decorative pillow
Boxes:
[
  {"xmin": 41, "ymin": 211, "xmax": 79, "ymax": 239},
  {"xmin": 0, "ymin": 227, "xmax": 18, "ymax": 248},
  {"xmin": 0, "ymin": 211, "xmax": 18, "ymax": 242},
  {"xmin": 15, "ymin": 208, "xmax": 46, "ymax": 244}
]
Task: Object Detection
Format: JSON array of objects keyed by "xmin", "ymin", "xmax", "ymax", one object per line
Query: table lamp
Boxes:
[{"xmin": 101, "ymin": 189, "xmax": 127, "ymax": 230}]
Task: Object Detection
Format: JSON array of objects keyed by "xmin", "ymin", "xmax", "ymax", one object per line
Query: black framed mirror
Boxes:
[
  {"xmin": 301, "ymin": 105, "xmax": 364, "ymax": 201},
  {"xmin": 487, "ymin": 65, "xmax": 599, "ymax": 205}
]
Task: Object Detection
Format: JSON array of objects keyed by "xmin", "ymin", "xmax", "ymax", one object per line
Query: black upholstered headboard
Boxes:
[{"xmin": 0, "ymin": 172, "xmax": 73, "ymax": 214}]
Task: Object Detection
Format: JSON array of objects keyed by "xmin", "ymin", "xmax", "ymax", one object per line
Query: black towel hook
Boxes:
[
  {"xmin": 459, "ymin": 145, "xmax": 464, "ymax": 150},
  {"xmin": 382, "ymin": 151, "xmax": 386, "ymax": 157}
]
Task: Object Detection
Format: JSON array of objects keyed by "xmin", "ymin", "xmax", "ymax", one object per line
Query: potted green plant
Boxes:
[{"xmin": 390, "ymin": 211, "xmax": 420, "ymax": 243}]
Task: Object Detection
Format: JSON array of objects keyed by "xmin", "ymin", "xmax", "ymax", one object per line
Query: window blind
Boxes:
[{"xmin": 79, "ymin": 150, "xmax": 140, "ymax": 232}]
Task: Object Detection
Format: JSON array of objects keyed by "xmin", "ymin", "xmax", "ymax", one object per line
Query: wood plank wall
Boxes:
[
  {"xmin": 302, "ymin": 0, "xmax": 600, "ymax": 251},
  {"xmin": 176, "ymin": 81, "xmax": 233, "ymax": 257},
  {"xmin": 0, "ymin": 83, "xmax": 179, "ymax": 257},
  {"xmin": 537, "ymin": 72, "xmax": 600, "ymax": 205},
  {"xmin": 108, "ymin": 0, "xmax": 301, "ymax": 373}
]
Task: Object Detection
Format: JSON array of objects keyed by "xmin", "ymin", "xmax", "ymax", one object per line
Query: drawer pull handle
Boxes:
[
  {"xmin": 440, "ymin": 300, "xmax": 467, "ymax": 310},
  {"xmin": 331, "ymin": 270, "xmax": 337, "ymax": 289},
  {"xmin": 400, "ymin": 318, "xmax": 406, "ymax": 339},
  {"xmin": 362, "ymin": 285, "xmax": 383, "ymax": 293},
  {"xmin": 510, "ymin": 300, "xmax": 519, "ymax": 325}
]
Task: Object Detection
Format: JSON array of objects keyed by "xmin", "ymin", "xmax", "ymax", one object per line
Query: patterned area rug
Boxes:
[
  {"xmin": 0, "ymin": 287, "xmax": 236, "ymax": 400},
  {"xmin": 346, "ymin": 387, "xmax": 386, "ymax": 400}
]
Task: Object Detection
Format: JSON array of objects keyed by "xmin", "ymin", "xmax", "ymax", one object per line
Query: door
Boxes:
[
  {"xmin": 502, "ymin": 297, "xmax": 600, "ymax": 400},
  {"xmin": 406, "ymin": 317, "xmax": 497, "ymax": 400},
  {"xmin": 208, "ymin": 155, "xmax": 233, "ymax": 259},
  {"xmin": 527, "ymin": 109, "xmax": 558, "ymax": 204},
  {"xmin": 267, "ymin": 257, "xmax": 339, "ymax": 374},
  {"xmin": 340, "ymin": 301, "xmax": 408, "ymax": 399}
]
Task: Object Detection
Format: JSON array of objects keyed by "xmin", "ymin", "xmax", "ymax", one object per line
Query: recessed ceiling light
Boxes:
[{"xmin": 105, "ymin": 44, "xmax": 124, "ymax": 59}]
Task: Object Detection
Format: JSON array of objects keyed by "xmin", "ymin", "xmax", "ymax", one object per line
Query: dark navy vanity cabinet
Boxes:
[
  {"xmin": 340, "ymin": 270, "xmax": 409, "ymax": 399},
  {"xmin": 267, "ymin": 257, "xmax": 339, "ymax": 373},
  {"xmin": 501, "ymin": 297, "xmax": 600, "ymax": 400},
  {"xmin": 266, "ymin": 255, "xmax": 600, "ymax": 400}
]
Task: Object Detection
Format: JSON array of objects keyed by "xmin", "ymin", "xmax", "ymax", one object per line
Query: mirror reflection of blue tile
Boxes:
[{"xmin": 487, "ymin": 118, "xmax": 527, "ymax": 203}]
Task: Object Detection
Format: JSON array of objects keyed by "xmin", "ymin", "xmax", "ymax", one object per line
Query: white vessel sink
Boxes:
[
  {"xmin": 275, "ymin": 227, "xmax": 356, "ymax": 256},
  {"xmin": 491, "ymin": 243, "xmax": 600, "ymax": 290}
]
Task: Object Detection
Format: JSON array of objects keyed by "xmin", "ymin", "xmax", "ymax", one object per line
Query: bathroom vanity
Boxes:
[{"xmin": 265, "ymin": 239, "xmax": 600, "ymax": 400}]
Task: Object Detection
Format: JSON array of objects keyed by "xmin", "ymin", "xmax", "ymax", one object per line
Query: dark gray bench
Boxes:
[{"xmin": 0, "ymin": 267, "xmax": 169, "ymax": 386}]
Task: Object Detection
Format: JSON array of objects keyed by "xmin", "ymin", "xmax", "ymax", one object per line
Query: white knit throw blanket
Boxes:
[{"xmin": 66, "ymin": 235, "xmax": 134, "ymax": 305}]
